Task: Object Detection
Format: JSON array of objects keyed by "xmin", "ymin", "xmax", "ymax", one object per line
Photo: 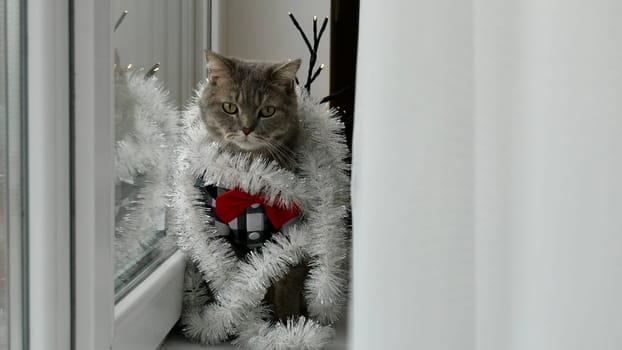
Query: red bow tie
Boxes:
[{"xmin": 215, "ymin": 189, "xmax": 300, "ymax": 229}]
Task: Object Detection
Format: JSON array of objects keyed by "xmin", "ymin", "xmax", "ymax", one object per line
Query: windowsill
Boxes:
[
  {"xmin": 159, "ymin": 316, "xmax": 349, "ymax": 349},
  {"xmin": 114, "ymin": 250, "xmax": 186, "ymax": 350}
]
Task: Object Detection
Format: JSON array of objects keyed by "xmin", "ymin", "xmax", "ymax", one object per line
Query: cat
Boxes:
[
  {"xmin": 199, "ymin": 51, "xmax": 302, "ymax": 170},
  {"xmin": 198, "ymin": 51, "xmax": 309, "ymax": 322}
]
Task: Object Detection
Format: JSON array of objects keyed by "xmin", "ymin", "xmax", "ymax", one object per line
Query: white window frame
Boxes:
[
  {"xmin": 27, "ymin": 0, "xmax": 71, "ymax": 349},
  {"xmin": 72, "ymin": 1, "xmax": 211, "ymax": 349},
  {"xmin": 112, "ymin": 251, "xmax": 185, "ymax": 350},
  {"xmin": 72, "ymin": 0, "xmax": 115, "ymax": 348}
]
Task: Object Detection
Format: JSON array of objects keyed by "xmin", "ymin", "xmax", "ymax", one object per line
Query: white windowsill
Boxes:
[
  {"xmin": 160, "ymin": 315, "xmax": 349, "ymax": 350},
  {"xmin": 114, "ymin": 250, "xmax": 186, "ymax": 350}
]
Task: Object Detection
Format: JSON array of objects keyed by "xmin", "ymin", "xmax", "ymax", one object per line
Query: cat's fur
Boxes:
[
  {"xmin": 199, "ymin": 51, "xmax": 302, "ymax": 170},
  {"xmin": 199, "ymin": 51, "xmax": 308, "ymax": 322}
]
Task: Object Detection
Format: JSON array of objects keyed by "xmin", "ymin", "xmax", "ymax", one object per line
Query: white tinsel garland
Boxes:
[
  {"xmin": 114, "ymin": 70, "xmax": 178, "ymax": 279},
  {"xmin": 170, "ymin": 83, "xmax": 350, "ymax": 349}
]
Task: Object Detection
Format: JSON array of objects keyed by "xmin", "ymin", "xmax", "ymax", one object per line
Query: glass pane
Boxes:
[
  {"xmin": 0, "ymin": 0, "xmax": 8, "ymax": 344},
  {"xmin": 0, "ymin": 0, "xmax": 24, "ymax": 344},
  {"xmin": 113, "ymin": 0, "xmax": 208, "ymax": 300}
]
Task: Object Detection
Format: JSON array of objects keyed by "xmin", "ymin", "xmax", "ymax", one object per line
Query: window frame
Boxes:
[
  {"xmin": 27, "ymin": 0, "xmax": 72, "ymax": 349},
  {"xmin": 72, "ymin": 0, "xmax": 115, "ymax": 348},
  {"xmin": 72, "ymin": 1, "xmax": 211, "ymax": 349}
]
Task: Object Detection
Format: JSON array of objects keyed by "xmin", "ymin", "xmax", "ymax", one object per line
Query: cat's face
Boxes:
[{"xmin": 199, "ymin": 51, "xmax": 301, "ymax": 167}]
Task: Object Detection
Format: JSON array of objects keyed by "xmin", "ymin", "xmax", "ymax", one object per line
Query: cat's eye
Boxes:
[
  {"xmin": 259, "ymin": 106, "xmax": 276, "ymax": 118},
  {"xmin": 222, "ymin": 102, "xmax": 238, "ymax": 114}
]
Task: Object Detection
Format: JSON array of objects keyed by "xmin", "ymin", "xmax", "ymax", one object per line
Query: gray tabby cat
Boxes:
[
  {"xmin": 200, "ymin": 51, "xmax": 302, "ymax": 170},
  {"xmin": 199, "ymin": 51, "xmax": 309, "ymax": 321}
]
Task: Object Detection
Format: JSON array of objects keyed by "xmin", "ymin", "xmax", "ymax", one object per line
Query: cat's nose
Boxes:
[{"xmin": 242, "ymin": 127, "xmax": 253, "ymax": 135}]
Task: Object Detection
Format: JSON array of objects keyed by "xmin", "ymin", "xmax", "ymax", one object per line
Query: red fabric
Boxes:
[{"xmin": 215, "ymin": 189, "xmax": 300, "ymax": 229}]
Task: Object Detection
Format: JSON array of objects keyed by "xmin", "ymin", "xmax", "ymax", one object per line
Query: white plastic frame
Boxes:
[
  {"xmin": 72, "ymin": 0, "xmax": 115, "ymax": 349},
  {"xmin": 27, "ymin": 0, "xmax": 72, "ymax": 349},
  {"xmin": 73, "ymin": 1, "xmax": 211, "ymax": 349},
  {"xmin": 113, "ymin": 251, "xmax": 185, "ymax": 350}
]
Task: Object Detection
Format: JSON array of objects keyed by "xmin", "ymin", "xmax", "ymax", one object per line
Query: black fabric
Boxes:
[{"xmin": 195, "ymin": 178, "xmax": 276, "ymax": 249}]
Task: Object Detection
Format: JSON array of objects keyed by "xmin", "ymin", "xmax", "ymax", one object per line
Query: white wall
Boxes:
[
  {"xmin": 353, "ymin": 1, "xmax": 622, "ymax": 350},
  {"xmin": 213, "ymin": 0, "xmax": 331, "ymax": 99}
]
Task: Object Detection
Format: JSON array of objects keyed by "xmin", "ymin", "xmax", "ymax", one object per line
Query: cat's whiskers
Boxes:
[
  {"xmin": 273, "ymin": 144, "xmax": 297, "ymax": 166},
  {"xmin": 223, "ymin": 132, "xmax": 236, "ymax": 141},
  {"xmin": 254, "ymin": 134, "xmax": 295, "ymax": 156},
  {"xmin": 255, "ymin": 135, "xmax": 297, "ymax": 168}
]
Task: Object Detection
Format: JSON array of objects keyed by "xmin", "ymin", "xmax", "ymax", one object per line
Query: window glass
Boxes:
[
  {"xmin": 0, "ymin": 0, "xmax": 8, "ymax": 343},
  {"xmin": 112, "ymin": 0, "xmax": 208, "ymax": 300},
  {"xmin": 0, "ymin": 0, "xmax": 24, "ymax": 344}
]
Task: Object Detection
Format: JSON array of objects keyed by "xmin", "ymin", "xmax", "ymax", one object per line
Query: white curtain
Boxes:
[{"xmin": 351, "ymin": 1, "xmax": 622, "ymax": 350}]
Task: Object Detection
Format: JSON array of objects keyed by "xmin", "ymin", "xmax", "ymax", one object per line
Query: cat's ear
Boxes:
[
  {"xmin": 271, "ymin": 59, "xmax": 301, "ymax": 92},
  {"xmin": 205, "ymin": 50, "xmax": 234, "ymax": 84}
]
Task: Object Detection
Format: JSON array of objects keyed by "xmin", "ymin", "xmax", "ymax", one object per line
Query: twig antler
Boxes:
[
  {"xmin": 288, "ymin": 13, "xmax": 328, "ymax": 93},
  {"xmin": 114, "ymin": 10, "xmax": 129, "ymax": 31}
]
